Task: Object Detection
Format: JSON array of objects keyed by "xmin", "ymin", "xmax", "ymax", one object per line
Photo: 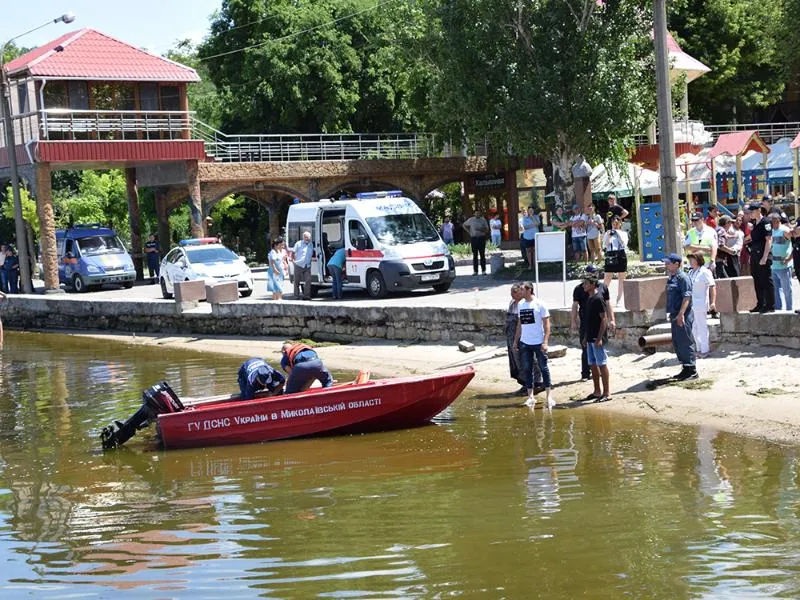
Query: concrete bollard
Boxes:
[
  {"xmin": 174, "ymin": 280, "xmax": 206, "ymax": 303},
  {"xmin": 622, "ymin": 276, "xmax": 667, "ymax": 312},
  {"xmin": 206, "ymin": 281, "xmax": 239, "ymax": 305},
  {"xmin": 715, "ymin": 276, "xmax": 756, "ymax": 313},
  {"xmin": 489, "ymin": 252, "xmax": 505, "ymax": 274}
]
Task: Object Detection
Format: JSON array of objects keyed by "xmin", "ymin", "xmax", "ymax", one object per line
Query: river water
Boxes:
[{"xmin": 1, "ymin": 331, "xmax": 800, "ymax": 598}]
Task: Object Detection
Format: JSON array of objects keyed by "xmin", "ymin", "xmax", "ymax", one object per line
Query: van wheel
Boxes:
[
  {"xmin": 433, "ymin": 282, "xmax": 451, "ymax": 293},
  {"xmin": 160, "ymin": 278, "xmax": 173, "ymax": 299},
  {"xmin": 366, "ymin": 271, "xmax": 388, "ymax": 299},
  {"xmin": 240, "ymin": 289, "xmax": 253, "ymax": 297},
  {"xmin": 123, "ymin": 281, "xmax": 134, "ymax": 289},
  {"xmin": 72, "ymin": 274, "xmax": 88, "ymax": 293},
  {"xmin": 309, "ymin": 285, "xmax": 319, "ymax": 298}
]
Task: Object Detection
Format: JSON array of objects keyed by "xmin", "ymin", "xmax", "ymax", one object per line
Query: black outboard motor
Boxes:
[{"xmin": 100, "ymin": 382, "xmax": 185, "ymax": 450}]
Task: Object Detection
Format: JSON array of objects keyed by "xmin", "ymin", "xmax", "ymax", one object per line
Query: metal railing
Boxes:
[
  {"xmin": 41, "ymin": 108, "xmax": 193, "ymax": 140},
  {"xmin": 191, "ymin": 118, "xmax": 447, "ymax": 162},
  {"xmin": 635, "ymin": 120, "xmax": 800, "ymax": 147}
]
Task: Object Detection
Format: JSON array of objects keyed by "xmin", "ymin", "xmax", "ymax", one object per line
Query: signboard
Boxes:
[{"xmin": 534, "ymin": 231, "xmax": 567, "ymax": 306}]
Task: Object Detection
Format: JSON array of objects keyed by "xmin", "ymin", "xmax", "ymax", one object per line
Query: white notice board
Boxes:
[{"xmin": 534, "ymin": 231, "xmax": 567, "ymax": 306}]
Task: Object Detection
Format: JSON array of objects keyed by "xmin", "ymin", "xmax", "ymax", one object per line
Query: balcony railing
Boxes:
[
  {"xmin": 634, "ymin": 120, "xmax": 800, "ymax": 147},
  {"xmin": 41, "ymin": 108, "xmax": 192, "ymax": 140}
]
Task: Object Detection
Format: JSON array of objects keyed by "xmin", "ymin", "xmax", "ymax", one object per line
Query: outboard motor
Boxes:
[{"xmin": 100, "ymin": 382, "xmax": 184, "ymax": 450}]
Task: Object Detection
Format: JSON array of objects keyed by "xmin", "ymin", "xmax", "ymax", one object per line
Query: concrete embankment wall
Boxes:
[{"xmin": 2, "ymin": 296, "xmax": 798, "ymax": 351}]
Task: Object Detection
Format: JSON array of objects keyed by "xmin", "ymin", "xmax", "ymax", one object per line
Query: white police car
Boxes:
[{"xmin": 159, "ymin": 238, "xmax": 254, "ymax": 299}]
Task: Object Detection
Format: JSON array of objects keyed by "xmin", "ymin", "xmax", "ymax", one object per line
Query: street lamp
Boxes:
[{"xmin": 1, "ymin": 12, "xmax": 75, "ymax": 294}]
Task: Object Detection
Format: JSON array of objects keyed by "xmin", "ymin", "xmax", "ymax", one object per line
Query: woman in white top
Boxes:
[
  {"xmin": 687, "ymin": 251, "xmax": 716, "ymax": 357},
  {"xmin": 602, "ymin": 217, "xmax": 629, "ymax": 306},
  {"xmin": 489, "ymin": 214, "xmax": 503, "ymax": 247}
]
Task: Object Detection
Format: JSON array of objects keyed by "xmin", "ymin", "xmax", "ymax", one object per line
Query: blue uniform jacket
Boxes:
[{"xmin": 237, "ymin": 358, "xmax": 285, "ymax": 400}]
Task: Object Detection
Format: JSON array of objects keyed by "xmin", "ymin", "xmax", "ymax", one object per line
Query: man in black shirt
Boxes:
[
  {"xmin": 571, "ymin": 265, "xmax": 614, "ymax": 380},
  {"xmin": 582, "ymin": 275, "xmax": 611, "ymax": 401},
  {"xmin": 746, "ymin": 203, "xmax": 774, "ymax": 313}
]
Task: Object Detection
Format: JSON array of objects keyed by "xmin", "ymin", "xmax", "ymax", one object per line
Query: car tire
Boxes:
[
  {"xmin": 366, "ymin": 270, "xmax": 388, "ymax": 299},
  {"xmin": 160, "ymin": 277, "xmax": 173, "ymax": 299},
  {"xmin": 72, "ymin": 273, "xmax": 87, "ymax": 293},
  {"xmin": 433, "ymin": 282, "xmax": 451, "ymax": 293},
  {"xmin": 240, "ymin": 289, "xmax": 253, "ymax": 297},
  {"xmin": 123, "ymin": 281, "xmax": 134, "ymax": 289}
]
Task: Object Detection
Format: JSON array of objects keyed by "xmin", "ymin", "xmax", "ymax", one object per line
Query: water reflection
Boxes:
[{"xmin": 1, "ymin": 331, "xmax": 800, "ymax": 598}]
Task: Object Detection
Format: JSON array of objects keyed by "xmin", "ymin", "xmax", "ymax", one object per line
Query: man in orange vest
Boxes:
[{"xmin": 280, "ymin": 342, "xmax": 334, "ymax": 394}]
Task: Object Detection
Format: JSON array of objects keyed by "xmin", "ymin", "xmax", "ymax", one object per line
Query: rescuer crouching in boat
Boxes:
[
  {"xmin": 281, "ymin": 342, "xmax": 334, "ymax": 394},
  {"xmin": 237, "ymin": 358, "xmax": 286, "ymax": 400}
]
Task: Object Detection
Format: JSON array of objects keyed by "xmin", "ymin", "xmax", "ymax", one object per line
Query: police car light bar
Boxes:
[
  {"xmin": 355, "ymin": 190, "xmax": 403, "ymax": 199},
  {"xmin": 179, "ymin": 237, "xmax": 219, "ymax": 246}
]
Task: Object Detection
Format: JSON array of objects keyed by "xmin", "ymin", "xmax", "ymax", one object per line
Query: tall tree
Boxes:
[
  {"xmin": 198, "ymin": 0, "xmax": 429, "ymax": 134},
  {"xmin": 669, "ymin": 0, "xmax": 789, "ymax": 123},
  {"xmin": 425, "ymin": 0, "xmax": 656, "ymax": 205},
  {"xmin": 165, "ymin": 40, "xmax": 224, "ymax": 129}
]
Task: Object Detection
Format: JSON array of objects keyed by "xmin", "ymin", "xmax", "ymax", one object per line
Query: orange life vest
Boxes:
[{"xmin": 285, "ymin": 343, "xmax": 313, "ymax": 367}]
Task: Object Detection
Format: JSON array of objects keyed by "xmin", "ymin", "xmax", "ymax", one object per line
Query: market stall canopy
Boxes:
[
  {"xmin": 791, "ymin": 132, "xmax": 800, "ymax": 150},
  {"xmin": 667, "ymin": 32, "xmax": 710, "ymax": 83},
  {"xmin": 709, "ymin": 131, "xmax": 770, "ymax": 159},
  {"xmin": 742, "ymin": 138, "xmax": 792, "ymax": 171},
  {"xmin": 591, "ymin": 162, "xmax": 661, "ymax": 197}
]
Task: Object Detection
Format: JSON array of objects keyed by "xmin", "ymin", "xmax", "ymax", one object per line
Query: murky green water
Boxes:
[{"xmin": 1, "ymin": 332, "xmax": 800, "ymax": 598}]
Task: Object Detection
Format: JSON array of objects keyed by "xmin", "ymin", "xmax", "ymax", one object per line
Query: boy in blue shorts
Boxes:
[{"xmin": 581, "ymin": 275, "xmax": 610, "ymax": 401}]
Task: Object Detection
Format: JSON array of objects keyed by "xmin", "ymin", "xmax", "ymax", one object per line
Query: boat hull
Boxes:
[{"xmin": 156, "ymin": 367, "xmax": 474, "ymax": 449}]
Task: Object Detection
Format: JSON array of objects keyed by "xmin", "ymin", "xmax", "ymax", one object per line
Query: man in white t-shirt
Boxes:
[
  {"xmin": 514, "ymin": 282, "xmax": 555, "ymax": 408},
  {"xmin": 569, "ymin": 205, "xmax": 588, "ymax": 263}
]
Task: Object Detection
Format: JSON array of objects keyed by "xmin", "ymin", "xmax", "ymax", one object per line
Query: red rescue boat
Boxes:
[{"xmin": 100, "ymin": 367, "xmax": 474, "ymax": 450}]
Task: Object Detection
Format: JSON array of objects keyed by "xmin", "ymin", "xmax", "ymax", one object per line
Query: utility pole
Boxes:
[
  {"xmin": 654, "ymin": 0, "xmax": 683, "ymax": 255},
  {"xmin": 0, "ymin": 64, "xmax": 34, "ymax": 293}
]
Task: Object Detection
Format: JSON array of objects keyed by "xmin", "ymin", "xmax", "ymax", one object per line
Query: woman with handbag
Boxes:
[{"xmin": 602, "ymin": 217, "xmax": 629, "ymax": 306}]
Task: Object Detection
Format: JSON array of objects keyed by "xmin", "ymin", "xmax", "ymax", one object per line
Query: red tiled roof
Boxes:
[
  {"xmin": 5, "ymin": 28, "xmax": 200, "ymax": 82},
  {"xmin": 709, "ymin": 131, "xmax": 769, "ymax": 158}
]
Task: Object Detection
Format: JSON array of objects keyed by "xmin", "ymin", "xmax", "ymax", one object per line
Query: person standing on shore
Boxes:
[
  {"xmin": 769, "ymin": 212, "xmax": 793, "ymax": 311},
  {"xmin": 581, "ymin": 275, "xmax": 611, "ymax": 402},
  {"xmin": 514, "ymin": 282, "xmax": 555, "ymax": 408},
  {"xmin": 602, "ymin": 217, "xmax": 629, "ymax": 306},
  {"xmin": 291, "ymin": 231, "xmax": 314, "ymax": 301},
  {"xmin": 715, "ymin": 215, "xmax": 742, "ymax": 278},
  {"xmin": 746, "ymin": 203, "xmax": 774, "ymax": 313},
  {"xmin": 604, "ymin": 194, "xmax": 629, "ymax": 231},
  {"xmin": 569, "ymin": 204, "xmax": 588, "ymax": 263},
  {"xmin": 506, "ymin": 284, "xmax": 544, "ymax": 394},
  {"xmin": 520, "ymin": 206, "xmax": 540, "ymax": 269},
  {"xmin": 687, "ymin": 252, "xmax": 716, "ymax": 358},
  {"xmin": 585, "ymin": 205, "xmax": 604, "ymax": 263},
  {"xmin": 463, "ymin": 209, "xmax": 490, "ymax": 275},
  {"xmin": 572, "ymin": 265, "xmax": 614, "ymax": 381},
  {"xmin": 664, "ymin": 253, "xmax": 698, "ymax": 381}
]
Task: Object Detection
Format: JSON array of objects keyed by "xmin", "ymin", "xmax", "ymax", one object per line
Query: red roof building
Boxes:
[{"xmin": 1, "ymin": 28, "xmax": 204, "ymax": 171}]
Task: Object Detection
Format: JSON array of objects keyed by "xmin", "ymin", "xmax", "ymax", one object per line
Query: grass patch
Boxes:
[{"xmin": 747, "ymin": 387, "xmax": 792, "ymax": 398}]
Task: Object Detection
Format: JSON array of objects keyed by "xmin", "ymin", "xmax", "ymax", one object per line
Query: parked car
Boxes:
[
  {"xmin": 56, "ymin": 224, "xmax": 136, "ymax": 292},
  {"xmin": 159, "ymin": 238, "xmax": 254, "ymax": 299}
]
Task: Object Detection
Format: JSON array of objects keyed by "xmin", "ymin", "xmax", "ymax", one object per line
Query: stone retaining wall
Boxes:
[
  {"xmin": 3, "ymin": 296, "xmax": 797, "ymax": 351},
  {"xmin": 1, "ymin": 296, "xmax": 661, "ymax": 349}
]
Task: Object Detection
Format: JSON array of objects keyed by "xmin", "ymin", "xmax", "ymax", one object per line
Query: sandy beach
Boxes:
[{"xmin": 72, "ymin": 329, "xmax": 800, "ymax": 446}]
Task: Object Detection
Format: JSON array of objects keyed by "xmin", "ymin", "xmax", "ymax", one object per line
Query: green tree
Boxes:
[
  {"xmin": 669, "ymin": 0, "xmax": 789, "ymax": 123},
  {"xmin": 1, "ymin": 42, "xmax": 31, "ymax": 64},
  {"xmin": 425, "ymin": 0, "xmax": 656, "ymax": 206},
  {"xmin": 165, "ymin": 39, "xmax": 223, "ymax": 128},
  {"xmin": 198, "ymin": 0, "xmax": 429, "ymax": 134}
]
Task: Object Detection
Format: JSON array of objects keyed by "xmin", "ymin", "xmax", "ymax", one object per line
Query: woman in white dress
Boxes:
[
  {"xmin": 602, "ymin": 217, "xmax": 629, "ymax": 306},
  {"xmin": 687, "ymin": 251, "xmax": 716, "ymax": 358}
]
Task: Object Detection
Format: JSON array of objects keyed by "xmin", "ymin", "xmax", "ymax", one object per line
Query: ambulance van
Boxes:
[{"xmin": 285, "ymin": 191, "xmax": 455, "ymax": 298}]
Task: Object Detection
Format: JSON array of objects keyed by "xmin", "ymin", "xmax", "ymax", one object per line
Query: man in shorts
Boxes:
[
  {"xmin": 569, "ymin": 205, "xmax": 588, "ymax": 262},
  {"xmin": 581, "ymin": 275, "xmax": 610, "ymax": 401}
]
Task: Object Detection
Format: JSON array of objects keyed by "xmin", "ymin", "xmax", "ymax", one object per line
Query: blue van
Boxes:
[{"xmin": 56, "ymin": 224, "xmax": 136, "ymax": 292}]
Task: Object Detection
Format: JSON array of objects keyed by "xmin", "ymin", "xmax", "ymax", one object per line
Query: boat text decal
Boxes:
[{"xmin": 186, "ymin": 398, "xmax": 382, "ymax": 431}]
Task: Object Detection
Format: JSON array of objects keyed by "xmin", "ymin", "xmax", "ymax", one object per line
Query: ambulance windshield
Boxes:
[{"xmin": 366, "ymin": 214, "xmax": 440, "ymax": 245}]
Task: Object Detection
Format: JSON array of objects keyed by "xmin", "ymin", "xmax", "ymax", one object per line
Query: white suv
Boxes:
[{"xmin": 159, "ymin": 238, "xmax": 254, "ymax": 298}]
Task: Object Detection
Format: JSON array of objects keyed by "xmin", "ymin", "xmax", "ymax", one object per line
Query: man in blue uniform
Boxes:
[
  {"xmin": 664, "ymin": 253, "xmax": 697, "ymax": 381},
  {"xmin": 281, "ymin": 342, "xmax": 334, "ymax": 394},
  {"xmin": 144, "ymin": 233, "xmax": 161, "ymax": 284},
  {"xmin": 237, "ymin": 358, "xmax": 285, "ymax": 400}
]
